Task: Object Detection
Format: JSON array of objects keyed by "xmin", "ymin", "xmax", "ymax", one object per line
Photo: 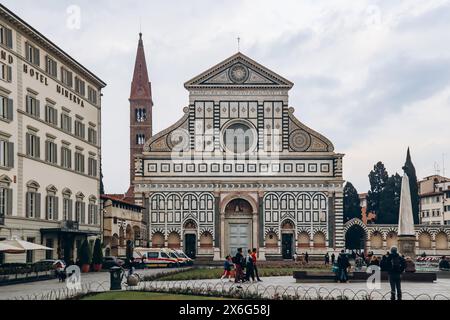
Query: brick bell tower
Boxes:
[{"xmin": 128, "ymin": 33, "xmax": 153, "ymax": 195}]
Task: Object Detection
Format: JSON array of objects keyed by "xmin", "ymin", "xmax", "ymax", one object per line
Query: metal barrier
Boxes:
[{"xmin": 9, "ymin": 278, "xmax": 450, "ymax": 301}]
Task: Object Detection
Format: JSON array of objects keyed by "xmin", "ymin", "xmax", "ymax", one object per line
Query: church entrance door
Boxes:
[
  {"xmin": 282, "ymin": 234, "xmax": 293, "ymax": 259},
  {"xmin": 185, "ymin": 234, "xmax": 197, "ymax": 259},
  {"xmin": 229, "ymin": 223, "xmax": 250, "ymax": 256}
]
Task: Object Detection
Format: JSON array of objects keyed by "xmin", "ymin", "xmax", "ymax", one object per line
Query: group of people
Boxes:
[
  {"xmin": 221, "ymin": 248, "xmax": 262, "ymax": 283},
  {"xmin": 330, "ymin": 247, "xmax": 407, "ymax": 300}
]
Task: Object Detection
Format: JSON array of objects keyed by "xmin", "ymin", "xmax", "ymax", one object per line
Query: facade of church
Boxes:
[{"xmin": 129, "ymin": 36, "xmax": 345, "ymax": 260}]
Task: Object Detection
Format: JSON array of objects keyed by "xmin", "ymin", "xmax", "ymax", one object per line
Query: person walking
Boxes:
[
  {"xmin": 331, "ymin": 253, "xmax": 336, "ymax": 265},
  {"xmin": 324, "ymin": 253, "xmax": 330, "ymax": 265},
  {"xmin": 305, "ymin": 252, "xmax": 309, "ymax": 264},
  {"xmin": 233, "ymin": 248, "xmax": 245, "ymax": 283},
  {"xmin": 245, "ymin": 249, "xmax": 255, "ymax": 282},
  {"xmin": 337, "ymin": 250, "xmax": 350, "ymax": 283},
  {"xmin": 386, "ymin": 246, "xmax": 406, "ymax": 301},
  {"xmin": 221, "ymin": 255, "xmax": 233, "ymax": 281},
  {"xmin": 251, "ymin": 248, "xmax": 262, "ymax": 282}
]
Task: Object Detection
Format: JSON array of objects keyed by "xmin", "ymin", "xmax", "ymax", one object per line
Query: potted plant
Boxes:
[
  {"xmin": 79, "ymin": 240, "xmax": 92, "ymax": 273},
  {"xmin": 92, "ymin": 238, "xmax": 103, "ymax": 272}
]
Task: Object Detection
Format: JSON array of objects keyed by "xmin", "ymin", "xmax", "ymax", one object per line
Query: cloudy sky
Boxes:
[{"xmin": 4, "ymin": 0, "xmax": 450, "ymax": 194}]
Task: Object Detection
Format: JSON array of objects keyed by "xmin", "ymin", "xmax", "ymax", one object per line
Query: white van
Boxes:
[{"xmin": 134, "ymin": 248, "xmax": 179, "ymax": 268}]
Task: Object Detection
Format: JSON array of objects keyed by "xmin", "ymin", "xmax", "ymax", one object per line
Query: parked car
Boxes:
[
  {"xmin": 134, "ymin": 248, "xmax": 179, "ymax": 268},
  {"xmin": 174, "ymin": 250, "xmax": 194, "ymax": 266},
  {"xmin": 102, "ymin": 256, "xmax": 125, "ymax": 269}
]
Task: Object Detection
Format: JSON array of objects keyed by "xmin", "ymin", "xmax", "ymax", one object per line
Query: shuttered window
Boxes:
[
  {"xmin": 25, "ymin": 133, "xmax": 40, "ymax": 159},
  {"xmin": 45, "ymin": 195, "xmax": 59, "ymax": 220},
  {"xmin": 75, "ymin": 152, "xmax": 85, "ymax": 173},
  {"xmin": 25, "ymin": 42, "xmax": 40, "ymax": 66},
  {"xmin": 0, "ymin": 96, "xmax": 13, "ymax": 121},
  {"xmin": 74, "ymin": 120, "xmax": 85, "ymax": 139},
  {"xmin": 61, "ymin": 113, "xmax": 72, "ymax": 133},
  {"xmin": 26, "ymin": 191, "xmax": 41, "ymax": 218},
  {"xmin": 61, "ymin": 67, "xmax": 73, "ymax": 87},
  {"xmin": 75, "ymin": 201, "xmax": 85, "ymax": 224},
  {"xmin": 0, "ymin": 24, "xmax": 13, "ymax": 48},
  {"xmin": 61, "ymin": 146, "xmax": 72, "ymax": 169},
  {"xmin": 0, "ymin": 139, "xmax": 14, "ymax": 168},
  {"xmin": 88, "ymin": 157, "xmax": 97, "ymax": 177},
  {"xmin": 0, "ymin": 62, "xmax": 12, "ymax": 82},
  {"xmin": 75, "ymin": 77, "xmax": 85, "ymax": 96},
  {"xmin": 88, "ymin": 127, "xmax": 97, "ymax": 145},
  {"xmin": 63, "ymin": 198, "xmax": 73, "ymax": 221},
  {"xmin": 0, "ymin": 187, "xmax": 13, "ymax": 221},
  {"xmin": 26, "ymin": 95, "xmax": 40, "ymax": 118},
  {"xmin": 45, "ymin": 105, "xmax": 58, "ymax": 126},
  {"xmin": 88, "ymin": 86, "xmax": 97, "ymax": 105},
  {"xmin": 45, "ymin": 56, "xmax": 57, "ymax": 77},
  {"xmin": 45, "ymin": 140, "xmax": 57, "ymax": 164}
]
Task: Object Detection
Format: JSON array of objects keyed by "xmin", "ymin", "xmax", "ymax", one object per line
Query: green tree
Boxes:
[
  {"xmin": 378, "ymin": 174, "xmax": 402, "ymax": 224},
  {"xmin": 367, "ymin": 162, "xmax": 389, "ymax": 216},
  {"xmin": 343, "ymin": 182, "xmax": 362, "ymax": 222},
  {"xmin": 92, "ymin": 238, "xmax": 103, "ymax": 265},
  {"xmin": 402, "ymin": 148, "xmax": 420, "ymax": 224},
  {"xmin": 79, "ymin": 239, "xmax": 92, "ymax": 265}
]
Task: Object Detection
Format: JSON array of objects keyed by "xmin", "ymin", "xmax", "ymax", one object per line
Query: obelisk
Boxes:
[{"xmin": 397, "ymin": 173, "xmax": 416, "ymax": 258}]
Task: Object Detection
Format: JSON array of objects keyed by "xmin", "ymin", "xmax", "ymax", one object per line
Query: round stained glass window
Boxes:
[{"xmin": 222, "ymin": 122, "xmax": 256, "ymax": 154}]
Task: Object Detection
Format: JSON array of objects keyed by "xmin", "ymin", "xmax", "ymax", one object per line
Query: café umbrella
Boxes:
[{"xmin": 0, "ymin": 239, "xmax": 53, "ymax": 253}]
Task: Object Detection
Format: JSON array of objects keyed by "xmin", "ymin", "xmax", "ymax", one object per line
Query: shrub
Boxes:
[
  {"xmin": 79, "ymin": 240, "xmax": 92, "ymax": 265},
  {"xmin": 92, "ymin": 239, "xmax": 103, "ymax": 265}
]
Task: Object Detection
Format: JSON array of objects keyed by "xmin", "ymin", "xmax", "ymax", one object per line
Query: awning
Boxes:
[
  {"xmin": 40, "ymin": 228, "xmax": 101, "ymax": 236},
  {"xmin": 0, "ymin": 239, "xmax": 53, "ymax": 252}
]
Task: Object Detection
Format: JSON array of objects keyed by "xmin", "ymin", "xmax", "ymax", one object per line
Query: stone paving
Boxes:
[
  {"xmin": 2, "ymin": 271, "xmax": 450, "ymax": 300},
  {"xmin": 0, "ymin": 268, "xmax": 178, "ymax": 300}
]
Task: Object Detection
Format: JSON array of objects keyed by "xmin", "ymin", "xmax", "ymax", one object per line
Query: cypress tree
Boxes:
[
  {"xmin": 378, "ymin": 174, "xmax": 402, "ymax": 224},
  {"xmin": 343, "ymin": 182, "xmax": 362, "ymax": 222},
  {"xmin": 402, "ymin": 148, "xmax": 420, "ymax": 224},
  {"xmin": 367, "ymin": 161, "xmax": 389, "ymax": 217}
]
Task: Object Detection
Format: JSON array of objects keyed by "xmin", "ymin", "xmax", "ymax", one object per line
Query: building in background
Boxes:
[
  {"xmin": 101, "ymin": 194, "xmax": 147, "ymax": 257},
  {"xmin": 419, "ymin": 175, "xmax": 450, "ymax": 225},
  {"xmin": 0, "ymin": 4, "xmax": 106, "ymax": 264},
  {"xmin": 359, "ymin": 193, "xmax": 376, "ymax": 224}
]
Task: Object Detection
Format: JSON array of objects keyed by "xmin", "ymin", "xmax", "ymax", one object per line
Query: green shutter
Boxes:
[
  {"xmin": 68, "ymin": 199, "xmax": 73, "ymax": 220},
  {"xmin": 7, "ymin": 142, "xmax": 14, "ymax": 168},
  {"xmin": 34, "ymin": 47, "xmax": 40, "ymax": 66},
  {"xmin": 36, "ymin": 193, "xmax": 41, "ymax": 219},
  {"xmin": 45, "ymin": 195, "xmax": 49, "ymax": 220},
  {"xmin": 7, "ymin": 99, "xmax": 13, "ymax": 121},
  {"xmin": 36, "ymin": 136, "xmax": 41, "ymax": 158},
  {"xmin": 6, "ymin": 28, "xmax": 12, "ymax": 49},
  {"xmin": 54, "ymin": 196, "xmax": 59, "ymax": 221},
  {"xmin": 25, "ymin": 192, "xmax": 30, "ymax": 217},
  {"xmin": 6, "ymin": 65, "xmax": 12, "ymax": 82},
  {"xmin": 6, "ymin": 188, "xmax": 13, "ymax": 216},
  {"xmin": 35, "ymin": 99, "xmax": 40, "ymax": 118}
]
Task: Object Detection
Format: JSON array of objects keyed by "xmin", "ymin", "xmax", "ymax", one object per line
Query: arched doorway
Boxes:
[
  {"xmin": 436, "ymin": 232, "xmax": 449, "ymax": 250},
  {"xmin": 151, "ymin": 232, "xmax": 164, "ymax": 248},
  {"xmin": 183, "ymin": 220, "xmax": 197, "ymax": 259},
  {"xmin": 168, "ymin": 232, "xmax": 181, "ymax": 249},
  {"xmin": 345, "ymin": 224, "xmax": 366, "ymax": 250},
  {"xmin": 224, "ymin": 198, "xmax": 254, "ymax": 256},
  {"xmin": 281, "ymin": 219, "xmax": 295, "ymax": 259},
  {"xmin": 386, "ymin": 231, "xmax": 398, "ymax": 249},
  {"xmin": 419, "ymin": 232, "xmax": 432, "ymax": 250},
  {"xmin": 370, "ymin": 231, "xmax": 383, "ymax": 249}
]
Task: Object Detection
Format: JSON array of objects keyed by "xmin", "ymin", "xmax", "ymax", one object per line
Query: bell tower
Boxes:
[{"xmin": 129, "ymin": 33, "xmax": 153, "ymax": 189}]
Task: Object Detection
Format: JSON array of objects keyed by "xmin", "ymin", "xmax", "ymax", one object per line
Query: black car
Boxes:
[{"xmin": 102, "ymin": 256, "xmax": 125, "ymax": 269}]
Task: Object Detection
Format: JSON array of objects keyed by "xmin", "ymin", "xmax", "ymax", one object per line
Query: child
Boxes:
[{"xmin": 221, "ymin": 255, "xmax": 233, "ymax": 281}]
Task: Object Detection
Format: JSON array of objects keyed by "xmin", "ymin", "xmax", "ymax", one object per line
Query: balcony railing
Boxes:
[{"xmin": 60, "ymin": 220, "xmax": 79, "ymax": 231}]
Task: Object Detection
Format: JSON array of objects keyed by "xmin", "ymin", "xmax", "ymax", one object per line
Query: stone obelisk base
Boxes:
[{"xmin": 398, "ymin": 235, "xmax": 416, "ymax": 259}]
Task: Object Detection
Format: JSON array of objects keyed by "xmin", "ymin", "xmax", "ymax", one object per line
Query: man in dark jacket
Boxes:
[
  {"xmin": 234, "ymin": 248, "xmax": 245, "ymax": 283},
  {"xmin": 386, "ymin": 246, "xmax": 406, "ymax": 301},
  {"xmin": 337, "ymin": 250, "xmax": 350, "ymax": 283}
]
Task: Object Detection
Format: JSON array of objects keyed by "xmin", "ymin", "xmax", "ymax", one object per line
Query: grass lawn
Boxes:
[
  {"xmin": 82, "ymin": 291, "xmax": 233, "ymax": 300},
  {"xmin": 155, "ymin": 266, "xmax": 332, "ymax": 281}
]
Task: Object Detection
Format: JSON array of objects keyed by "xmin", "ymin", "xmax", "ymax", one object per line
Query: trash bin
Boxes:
[{"xmin": 110, "ymin": 266, "xmax": 123, "ymax": 290}]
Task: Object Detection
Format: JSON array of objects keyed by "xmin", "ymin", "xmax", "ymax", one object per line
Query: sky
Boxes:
[{"xmin": 4, "ymin": 0, "xmax": 450, "ymax": 194}]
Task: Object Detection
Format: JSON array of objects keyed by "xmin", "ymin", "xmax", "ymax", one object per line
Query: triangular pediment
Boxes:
[{"xmin": 184, "ymin": 52, "xmax": 294, "ymax": 89}]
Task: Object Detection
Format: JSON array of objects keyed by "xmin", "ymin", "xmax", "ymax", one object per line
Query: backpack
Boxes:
[{"xmin": 391, "ymin": 255, "xmax": 402, "ymax": 273}]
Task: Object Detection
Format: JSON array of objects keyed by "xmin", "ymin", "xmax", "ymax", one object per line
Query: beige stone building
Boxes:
[
  {"xmin": 419, "ymin": 175, "xmax": 450, "ymax": 225},
  {"xmin": 101, "ymin": 194, "xmax": 147, "ymax": 257},
  {"xmin": 0, "ymin": 5, "xmax": 106, "ymax": 264}
]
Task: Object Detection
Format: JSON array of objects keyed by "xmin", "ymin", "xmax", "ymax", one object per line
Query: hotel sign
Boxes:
[{"xmin": 23, "ymin": 64, "xmax": 49, "ymax": 86}]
